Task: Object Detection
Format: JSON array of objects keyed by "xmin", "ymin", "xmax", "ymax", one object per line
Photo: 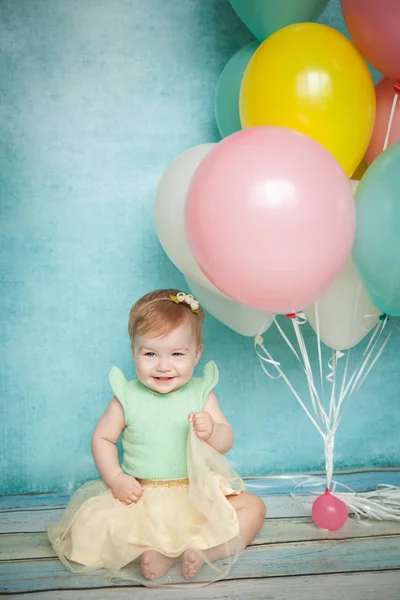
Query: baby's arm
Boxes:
[
  {"xmin": 189, "ymin": 391, "xmax": 234, "ymax": 453},
  {"xmin": 91, "ymin": 397, "xmax": 143, "ymax": 505}
]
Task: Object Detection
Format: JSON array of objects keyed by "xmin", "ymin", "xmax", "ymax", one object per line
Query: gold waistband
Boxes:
[{"xmin": 137, "ymin": 477, "xmax": 189, "ymax": 488}]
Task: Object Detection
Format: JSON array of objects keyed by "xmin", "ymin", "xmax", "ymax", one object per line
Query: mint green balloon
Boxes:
[
  {"xmin": 229, "ymin": 0, "xmax": 330, "ymax": 41},
  {"xmin": 215, "ymin": 41, "xmax": 259, "ymax": 139},
  {"xmin": 352, "ymin": 142, "xmax": 400, "ymax": 316}
]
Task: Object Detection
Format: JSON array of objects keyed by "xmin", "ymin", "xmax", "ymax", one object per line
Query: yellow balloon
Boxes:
[{"xmin": 240, "ymin": 23, "xmax": 376, "ymax": 176}]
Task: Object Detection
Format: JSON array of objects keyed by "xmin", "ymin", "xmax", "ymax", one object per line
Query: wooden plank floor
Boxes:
[{"xmin": 1, "ymin": 471, "xmax": 400, "ymax": 599}]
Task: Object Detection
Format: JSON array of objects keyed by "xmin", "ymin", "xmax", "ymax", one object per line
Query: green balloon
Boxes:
[
  {"xmin": 229, "ymin": 0, "xmax": 330, "ymax": 41},
  {"xmin": 352, "ymin": 142, "xmax": 400, "ymax": 316},
  {"xmin": 215, "ymin": 41, "xmax": 259, "ymax": 139}
]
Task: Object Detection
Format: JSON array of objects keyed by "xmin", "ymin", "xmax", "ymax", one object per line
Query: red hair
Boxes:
[{"xmin": 128, "ymin": 289, "xmax": 205, "ymax": 346}]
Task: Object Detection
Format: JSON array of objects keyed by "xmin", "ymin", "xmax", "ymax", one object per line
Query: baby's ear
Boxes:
[
  {"xmin": 195, "ymin": 345, "xmax": 203, "ymax": 365},
  {"xmin": 130, "ymin": 344, "xmax": 136, "ymax": 363}
]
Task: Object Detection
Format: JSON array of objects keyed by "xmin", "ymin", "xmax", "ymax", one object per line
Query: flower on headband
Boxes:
[{"xmin": 169, "ymin": 292, "xmax": 200, "ymax": 313}]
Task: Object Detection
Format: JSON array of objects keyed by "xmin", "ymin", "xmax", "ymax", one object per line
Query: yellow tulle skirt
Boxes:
[{"xmin": 47, "ymin": 430, "xmax": 246, "ymax": 586}]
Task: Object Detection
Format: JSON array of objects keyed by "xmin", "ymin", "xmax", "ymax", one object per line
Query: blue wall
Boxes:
[{"xmin": 0, "ymin": 0, "xmax": 398, "ymax": 495}]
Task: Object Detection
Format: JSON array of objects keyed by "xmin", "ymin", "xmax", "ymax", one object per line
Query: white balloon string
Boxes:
[
  {"xmin": 326, "ymin": 353, "xmax": 334, "ymax": 384},
  {"xmin": 346, "ymin": 318, "xmax": 389, "ymax": 399},
  {"xmin": 326, "ymin": 348, "xmax": 344, "ymax": 376},
  {"xmin": 295, "ymin": 312, "xmax": 307, "ymax": 325},
  {"xmin": 254, "ymin": 336, "xmax": 325, "ymax": 438},
  {"xmin": 254, "ymin": 348, "xmax": 282, "ymax": 380},
  {"xmin": 362, "ymin": 312, "xmax": 382, "ymax": 333},
  {"xmin": 332, "ymin": 353, "xmax": 370, "ymax": 430},
  {"xmin": 324, "ymin": 432, "xmax": 335, "ymax": 489},
  {"xmin": 336, "ymin": 487, "xmax": 400, "ymax": 522},
  {"xmin": 327, "ymin": 283, "xmax": 363, "ymax": 426},
  {"xmin": 292, "ymin": 318, "xmax": 321, "ymax": 418},
  {"xmin": 318, "ymin": 318, "xmax": 336, "ymax": 484},
  {"xmin": 338, "ymin": 347, "xmax": 351, "ymax": 411},
  {"xmin": 258, "ymin": 359, "xmax": 281, "ymax": 380},
  {"xmin": 314, "ymin": 302, "xmax": 324, "ymax": 398},
  {"xmin": 291, "ymin": 477, "xmax": 400, "ymax": 523},
  {"xmin": 335, "ymin": 319, "xmax": 384, "ymax": 412},
  {"xmin": 324, "ymin": 354, "xmax": 338, "ymax": 488},
  {"xmin": 362, "ymin": 317, "xmax": 384, "ymax": 357},
  {"xmin": 292, "ymin": 318, "xmax": 329, "ymax": 428},
  {"xmin": 255, "ymin": 312, "xmax": 396, "ymax": 494},
  {"xmin": 355, "ymin": 324, "xmax": 394, "ymax": 391},
  {"xmin": 254, "ymin": 334, "xmax": 282, "ymax": 380},
  {"xmin": 328, "ymin": 351, "xmax": 338, "ymax": 423},
  {"xmin": 273, "ymin": 316, "xmax": 324, "ymax": 425},
  {"xmin": 273, "ymin": 317, "xmax": 301, "ymax": 361},
  {"xmin": 331, "ymin": 318, "xmax": 390, "ymax": 432},
  {"xmin": 383, "ymin": 90, "xmax": 399, "ymax": 151}
]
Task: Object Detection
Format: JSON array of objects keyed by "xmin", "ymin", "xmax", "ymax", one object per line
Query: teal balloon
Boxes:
[
  {"xmin": 352, "ymin": 142, "xmax": 400, "ymax": 316},
  {"xmin": 229, "ymin": 0, "xmax": 330, "ymax": 41},
  {"xmin": 215, "ymin": 41, "xmax": 259, "ymax": 139}
]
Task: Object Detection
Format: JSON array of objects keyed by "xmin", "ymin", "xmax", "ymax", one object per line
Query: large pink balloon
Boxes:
[
  {"xmin": 365, "ymin": 78, "xmax": 400, "ymax": 165},
  {"xmin": 185, "ymin": 127, "xmax": 355, "ymax": 314},
  {"xmin": 341, "ymin": 0, "xmax": 400, "ymax": 81}
]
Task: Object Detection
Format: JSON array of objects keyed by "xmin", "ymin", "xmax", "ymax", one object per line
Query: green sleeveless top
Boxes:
[{"xmin": 109, "ymin": 361, "xmax": 218, "ymax": 480}]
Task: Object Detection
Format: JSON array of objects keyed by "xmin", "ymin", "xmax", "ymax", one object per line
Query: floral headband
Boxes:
[
  {"xmin": 143, "ymin": 292, "xmax": 201, "ymax": 314},
  {"xmin": 169, "ymin": 292, "xmax": 200, "ymax": 313}
]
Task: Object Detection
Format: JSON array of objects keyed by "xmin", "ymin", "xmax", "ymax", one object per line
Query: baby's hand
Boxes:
[
  {"xmin": 109, "ymin": 472, "xmax": 144, "ymax": 505},
  {"xmin": 188, "ymin": 411, "xmax": 215, "ymax": 441}
]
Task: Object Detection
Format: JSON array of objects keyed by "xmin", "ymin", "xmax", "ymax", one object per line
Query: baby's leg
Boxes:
[
  {"xmin": 141, "ymin": 551, "xmax": 177, "ymax": 580},
  {"xmin": 181, "ymin": 492, "xmax": 266, "ymax": 580}
]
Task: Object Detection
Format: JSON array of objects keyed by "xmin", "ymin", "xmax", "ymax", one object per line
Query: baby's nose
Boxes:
[{"xmin": 157, "ymin": 359, "xmax": 171, "ymax": 372}]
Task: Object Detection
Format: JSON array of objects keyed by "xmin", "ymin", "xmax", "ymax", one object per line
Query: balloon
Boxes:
[
  {"xmin": 312, "ymin": 489, "xmax": 348, "ymax": 531},
  {"xmin": 305, "ymin": 258, "xmax": 380, "ymax": 351},
  {"xmin": 185, "ymin": 278, "xmax": 274, "ymax": 337},
  {"xmin": 341, "ymin": 0, "xmax": 400, "ymax": 81},
  {"xmin": 240, "ymin": 23, "xmax": 376, "ymax": 177},
  {"xmin": 349, "ymin": 179, "xmax": 359, "ymax": 194},
  {"xmin": 155, "ymin": 144, "xmax": 223, "ymax": 295},
  {"xmin": 352, "ymin": 142, "xmax": 400, "ymax": 316},
  {"xmin": 185, "ymin": 127, "xmax": 356, "ymax": 314},
  {"xmin": 215, "ymin": 42, "xmax": 259, "ymax": 139},
  {"xmin": 352, "ymin": 158, "xmax": 368, "ymax": 181},
  {"xmin": 365, "ymin": 79, "xmax": 400, "ymax": 165},
  {"xmin": 229, "ymin": 0, "xmax": 329, "ymax": 42}
]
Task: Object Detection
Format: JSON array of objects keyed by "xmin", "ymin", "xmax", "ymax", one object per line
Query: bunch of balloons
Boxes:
[
  {"xmin": 155, "ymin": 0, "xmax": 400, "ymax": 345},
  {"xmin": 154, "ymin": 1, "xmax": 400, "ymax": 532},
  {"xmin": 340, "ymin": 0, "xmax": 400, "ymax": 317}
]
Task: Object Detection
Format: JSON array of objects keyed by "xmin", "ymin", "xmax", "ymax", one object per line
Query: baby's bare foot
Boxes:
[
  {"xmin": 141, "ymin": 550, "xmax": 176, "ymax": 580},
  {"xmin": 181, "ymin": 549, "xmax": 204, "ymax": 581}
]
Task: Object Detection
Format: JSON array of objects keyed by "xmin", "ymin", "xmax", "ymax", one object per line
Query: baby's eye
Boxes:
[
  {"xmin": 172, "ymin": 352, "xmax": 184, "ymax": 356},
  {"xmin": 144, "ymin": 352, "xmax": 156, "ymax": 357}
]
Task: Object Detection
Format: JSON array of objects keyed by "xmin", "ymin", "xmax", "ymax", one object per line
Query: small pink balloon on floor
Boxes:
[
  {"xmin": 365, "ymin": 78, "xmax": 400, "ymax": 165},
  {"xmin": 312, "ymin": 489, "xmax": 348, "ymax": 531},
  {"xmin": 185, "ymin": 127, "xmax": 355, "ymax": 314}
]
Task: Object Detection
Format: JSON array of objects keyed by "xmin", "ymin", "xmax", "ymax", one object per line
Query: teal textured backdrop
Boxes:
[{"xmin": 0, "ymin": 0, "xmax": 398, "ymax": 495}]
